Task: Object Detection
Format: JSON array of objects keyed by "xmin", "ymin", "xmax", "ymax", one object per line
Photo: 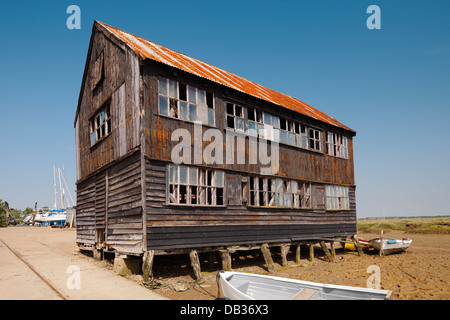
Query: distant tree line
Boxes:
[{"xmin": 0, "ymin": 199, "xmax": 45, "ymax": 226}]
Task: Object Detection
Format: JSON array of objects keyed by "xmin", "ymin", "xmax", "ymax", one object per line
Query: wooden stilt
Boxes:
[
  {"xmin": 280, "ymin": 244, "xmax": 290, "ymax": 267},
  {"xmin": 320, "ymin": 241, "xmax": 335, "ymax": 263},
  {"xmin": 330, "ymin": 241, "xmax": 336, "ymax": 261},
  {"xmin": 309, "ymin": 244, "xmax": 314, "ymax": 262},
  {"xmin": 351, "ymin": 235, "xmax": 364, "ymax": 256},
  {"xmin": 261, "ymin": 243, "xmax": 275, "ymax": 273},
  {"xmin": 295, "ymin": 244, "xmax": 301, "ymax": 264},
  {"xmin": 220, "ymin": 250, "xmax": 232, "ymax": 271},
  {"xmin": 142, "ymin": 250, "xmax": 155, "ymax": 282},
  {"xmin": 189, "ymin": 249, "xmax": 203, "ymax": 282}
]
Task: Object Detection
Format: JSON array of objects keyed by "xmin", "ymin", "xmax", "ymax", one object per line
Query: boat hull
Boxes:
[
  {"xmin": 344, "ymin": 239, "xmax": 369, "ymax": 251},
  {"xmin": 369, "ymin": 238, "xmax": 412, "ymax": 254},
  {"xmin": 219, "ymin": 271, "xmax": 391, "ymax": 300}
]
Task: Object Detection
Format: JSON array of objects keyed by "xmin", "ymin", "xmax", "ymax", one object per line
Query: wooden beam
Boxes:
[
  {"xmin": 261, "ymin": 243, "xmax": 275, "ymax": 273},
  {"xmin": 142, "ymin": 250, "xmax": 155, "ymax": 282},
  {"xmin": 319, "ymin": 241, "xmax": 335, "ymax": 263},
  {"xmin": 189, "ymin": 249, "xmax": 203, "ymax": 282}
]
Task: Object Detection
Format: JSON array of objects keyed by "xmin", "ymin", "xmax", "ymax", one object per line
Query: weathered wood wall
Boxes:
[
  {"xmin": 76, "ymin": 151, "xmax": 143, "ymax": 253},
  {"xmin": 141, "ymin": 60, "xmax": 355, "ymax": 186},
  {"xmin": 145, "ymin": 159, "xmax": 356, "ymax": 250},
  {"xmin": 106, "ymin": 152, "xmax": 143, "ymax": 253},
  {"xmin": 75, "ymin": 23, "xmax": 141, "ymax": 182}
]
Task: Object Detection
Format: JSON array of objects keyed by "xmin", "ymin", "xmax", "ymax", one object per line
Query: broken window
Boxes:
[
  {"xmin": 325, "ymin": 185, "xmax": 350, "ymax": 210},
  {"xmin": 247, "ymin": 107, "xmax": 264, "ymax": 137},
  {"xmin": 308, "ymin": 128, "xmax": 322, "ymax": 151},
  {"xmin": 326, "ymin": 132, "xmax": 348, "ymax": 159},
  {"xmin": 248, "ymin": 176, "xmax": 311, "ymax": 209},
  {"xmin": 90, "ymin": 102, "xmax": 111, "ymax": 146},
  {"xmin": 168, "ymin": 164, "xmax": 224, "ymax": 206},
  {"xmin": 262, "ymin": 112, "xmax": 322, "ymax": 152},
  {"xmin": 158, "ymin": 76, "xmax": 214, "ymax": 125},
  {"xmin": 278, "ymin": 118, "xmax": 297, "ymax": 146},
  {"xmin": 226, "ymin": 103, "xmax": 245, "ymax": 132}
]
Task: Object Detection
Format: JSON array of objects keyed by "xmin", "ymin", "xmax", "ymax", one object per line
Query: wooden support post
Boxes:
[
  {"xmin": 142, "ymin": 250, "xmax": 155, "ymax": 282},
  {"xmin": 295, "ymin": 244, "xmax": 301, "ymax": 264},
  {"xmin": 280, "ymin": 244, "xmax": 290, "ymax": 267},
  {"xmin": 320, "ymin": 241, "xmax": 335, "ymax": 263},
  {"xmin": 220, "ymin": 250, "xmax": 232, "ymax": 271},
  {"xmin": 261, "ymin": 243, "xmax": 275, "ymax": 273},
  {"xmin": 330, "ymin": 242, "xmax": 336, "ymax": 261},
  {"xmin": 309, "ymin": 244, "xmax": 314, "ymax": 262},
  {"xmin": 189, "ymin": 250, "xmax": 203, "ymax": 282},
  {"xmin": 351, "ymin": 235, "xmax": 364, "ymax": 256}
]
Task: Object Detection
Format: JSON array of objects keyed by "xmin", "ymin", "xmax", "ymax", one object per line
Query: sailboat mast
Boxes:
[
  {"xmin": 57, "ymin": 167, "xmax": 62, "ymax": 209},
  {"xmin": 53, "ymin": 165, "xmax": 58, "ymax": 209}
]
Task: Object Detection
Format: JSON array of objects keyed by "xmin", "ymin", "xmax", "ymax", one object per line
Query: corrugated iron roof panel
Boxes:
[{"xmin": 98, "ymin": 21, "xmax": 354, "ymax": 132}]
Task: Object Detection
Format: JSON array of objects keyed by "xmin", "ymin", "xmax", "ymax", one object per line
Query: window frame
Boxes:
[
  {"xmin": 325, "ymin": 185, "xmax": 350, "ymax": 211},
  {"xmin": 90, "ymin": 101, "xmax": 112, "ymax": 146},
  {"xmin": 226, "ymin": 102, "xmax": 245, "ymax": 132},
  {"xmin": 158, "ymin": 76, "xmax": 215, "ymax": 126},
  {"xmin": 168, "ymin": 164, "xmax": 225, "ymax": 206},
  {"xmin": 326, "ymin": 132, "xmax": 349, "ymax": 159},
  {"xmin": 248, "ymin": 176, "xmax": 311, "ymax": 209}
]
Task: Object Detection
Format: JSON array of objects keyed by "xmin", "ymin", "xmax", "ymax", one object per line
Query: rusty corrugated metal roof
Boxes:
[{"xmin": 97, "ymin": 21, "xmax": 354, "ymax": 133}]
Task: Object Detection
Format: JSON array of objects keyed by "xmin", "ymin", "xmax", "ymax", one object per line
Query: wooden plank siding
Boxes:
[
  {"xmin": 75, "ymin": 23, "xmax": 141, "ymax": 182},
  {"xmin": 145, "ymin": 159, "xmax": 356, "ymax": 250},
  {"xmin": 76, "ymin": 151, "xmax": 144, "ymax": 253},
  {"xmin": 141, "ymin": 60, "xmax": 355, "ymax": 186},
  {"xmin": 76, "ymin": 177, "xmax": 96, "ymax": 245},
  {"xmin": 106, "ymin": 152, "xmax": 143, "ymax": 254}
]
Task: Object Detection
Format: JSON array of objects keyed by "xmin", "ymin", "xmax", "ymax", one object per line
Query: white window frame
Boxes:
[
  {"xmin": 90, "ymin": 102, "xmax": 111, "ymax": 146},
  {"xmin": 158, "ymin": 76, "xmax": 215, "ymax": 126},
  {"xmin": 325, "ymin": 185, "xmax": 350, "ymax": 210},
  {"xmin": 226, "ymin": 103, "xmax": 245, "ymax": 132},
  {"xmin": 249, "ymin": 176, "xmax": 311, "ymax": 209},
  {"xmin": 326, "ymin": 132, "xmax": 348, "ymax": 159},
  {"xmin": 308, "ymin": 128, "xmax": 322, "ymax": 151},
  {"xmin": 168, "ymin": 164, "xmax": 224, "ymax": 206}
]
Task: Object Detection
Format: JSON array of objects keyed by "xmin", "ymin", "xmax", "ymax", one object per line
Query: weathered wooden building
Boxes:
[{"xmin": 74, "ymin": 21, "xmax": 358, "ymax": 276}]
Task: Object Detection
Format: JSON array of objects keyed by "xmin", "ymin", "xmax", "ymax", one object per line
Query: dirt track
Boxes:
[
  {"xmin": 0, "ymin": 226, "xmax": 165, "ymax": 300},
  {"xmin": 148, "ymin": 230, "xmax": 450, "ymax": 300}
]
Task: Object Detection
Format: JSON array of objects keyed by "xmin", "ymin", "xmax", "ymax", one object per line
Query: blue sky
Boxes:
[{"xmin": 0, "ymin": 0, "xmax": 449, "ymax": 217}]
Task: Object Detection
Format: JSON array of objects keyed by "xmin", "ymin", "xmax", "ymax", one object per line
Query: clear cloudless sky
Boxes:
[{"xmin": 0, "ymin": 0, "xmax": 449, "ymax": 217}]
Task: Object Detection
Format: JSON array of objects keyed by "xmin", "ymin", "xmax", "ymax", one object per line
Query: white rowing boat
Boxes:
[
  {"xmin": 219, "ymin": 271, "xmax": 392, "ymax": 300},
  {"xmin": 369, "ymin": 238, "xmax": 412, "ymax": 255}
]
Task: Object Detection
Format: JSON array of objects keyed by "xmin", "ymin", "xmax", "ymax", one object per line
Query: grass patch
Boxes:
[{"xmin": 357, "ymin": 216, "xmax": 450, "ymax": 234}]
